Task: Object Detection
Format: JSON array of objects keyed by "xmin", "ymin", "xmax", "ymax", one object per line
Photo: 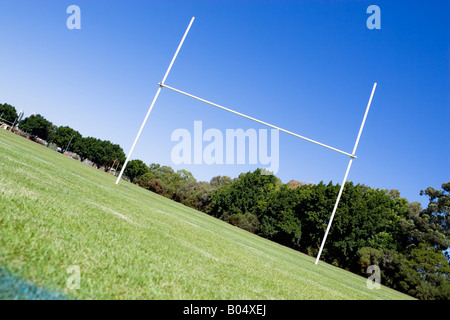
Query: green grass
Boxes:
[{"xmin": 0, "ymin": 128, "xmax": 414, "ymax": 300}]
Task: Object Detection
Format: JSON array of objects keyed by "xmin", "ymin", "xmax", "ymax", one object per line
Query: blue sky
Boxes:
[{"xmin": 0, "ymin": 0, "xmax": 448, "ymax": 207}]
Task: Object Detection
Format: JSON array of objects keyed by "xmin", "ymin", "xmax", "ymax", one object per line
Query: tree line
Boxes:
[
  {"xmin": 1, "ymin": 103, "xmax": 125, "ymax": 172},
  {"xmin": 2, "ymin": 102, "xmax": 449, "ymax": 299},
  {"xmin": 129, "ymin": 165, "xmax": 449, "ymax": 300}
]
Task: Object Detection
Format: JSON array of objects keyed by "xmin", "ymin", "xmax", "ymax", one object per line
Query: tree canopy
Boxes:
[
  {"xmin": 0, "ymin": 103, "xmax": 19, "ymax": 124},
  {"xmin": 203, "ymin": 170, "xmax": 449, "ymax": 300},
  {"xmin": 124, "ymin": 159, "xmax": 150, "ymax": 182},
  {"xmin": 18, "ymin": 114, "xmax": 53, "ymax": 141},
  {"xmin": 73, "ymin": 137, "xmax": 125, "ymax": 171},
  {"xmin": 48, "ymin": 126, "xmax": 82, "ymax": 152}
]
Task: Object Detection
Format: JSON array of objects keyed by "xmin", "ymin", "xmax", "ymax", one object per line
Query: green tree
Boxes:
[
  {"xmin": 124, "ymin": 159, "xmax": 149, "ymax": 182},
  {"xmin": 255, "ymin": 185, "xmax": 302, "ymax": 248},
  {"xmin": 406, "ymin": 244, "xmax": 450, "ymax": 300},
  {"xmin": 177, "ymin": 169, "xmax": 196, "ymax": 183},
  {"xmin": 207, "ymin": 169, "xmax": 281, "ymax": 233},
  {"xmin": 177, "ymin": 181, "xmax": 216, "ymax": 212},
  {"xmin": 73, "ymin": 137, "xmax": 100, "ymax": 163},
  {"xmin": 48, "ymin": 126, "xmax": 82, "ymax": 152},
  {"xmin": 270, "ymin": 182, "xmax": 408, "ymax": 267},
  {"xmin": 138, "ymin": 174, "xmax": 166, "ymax": 195},
  {"xmin": 210, "ymin": 175, "xmax": 233, "ymax": 187},
  {"xmin": 18, "ymin": 114, "xmax": 53, "ymax": 140},
  {"xmin": 398, "ymin": 183, "xmax": 449, "ymax": 253},
  {"xmin": 93, "ymin": 140, "xmax": 125, "ymax": 172},
  {"xmin": 356, "ymin": 247, "xmax": 407, "ymax": 291},
  {"xmin": 356, "ymin": 182, "xmax": 450, "ymax": 300},
  {"xmin": 0, "ymin": 103, "xmax": 18, "ymax": 124},
  {"xmin": 139, "ymin": 164, "xmax": 196, "ymax": 199}
]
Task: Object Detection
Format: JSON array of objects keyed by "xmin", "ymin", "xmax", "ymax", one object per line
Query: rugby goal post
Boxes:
[{"xmin": 115, "ymin": 17, "xmax": 377, "ymax": 265}]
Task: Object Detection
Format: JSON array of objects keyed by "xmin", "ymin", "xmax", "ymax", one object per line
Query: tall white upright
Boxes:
[
  {"xmin": 115, "ymin": 17, "xmax": 195, "ymax": 184},
  {"xmin": 315, "ymin": 82, "xmax": 377, "ymax": 265}
]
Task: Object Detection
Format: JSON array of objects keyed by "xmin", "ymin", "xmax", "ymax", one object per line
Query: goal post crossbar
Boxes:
[{"xmin": 159, "ymin": 83, "xmax": 356, "ymax": 158}]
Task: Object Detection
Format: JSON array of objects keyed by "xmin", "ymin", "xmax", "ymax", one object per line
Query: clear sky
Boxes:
[{"xmin": 0, "ymin": 0, "xmax": 448, "ymax": 207}]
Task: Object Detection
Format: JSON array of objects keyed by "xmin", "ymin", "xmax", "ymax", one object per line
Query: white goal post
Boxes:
[{"xmin": 115, "ymin": 17, "xmax": 377, "ymax": 265}]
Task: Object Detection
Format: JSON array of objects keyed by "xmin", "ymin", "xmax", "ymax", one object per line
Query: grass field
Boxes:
[{"xmin": 0, "ymin": 128, "xmax": 414, "ymax": 300}]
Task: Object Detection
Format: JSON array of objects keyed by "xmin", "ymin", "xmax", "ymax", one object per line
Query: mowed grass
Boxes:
[{"xmin": 0, "ymin": 129, "xmax": 413, "ymax": 300}]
